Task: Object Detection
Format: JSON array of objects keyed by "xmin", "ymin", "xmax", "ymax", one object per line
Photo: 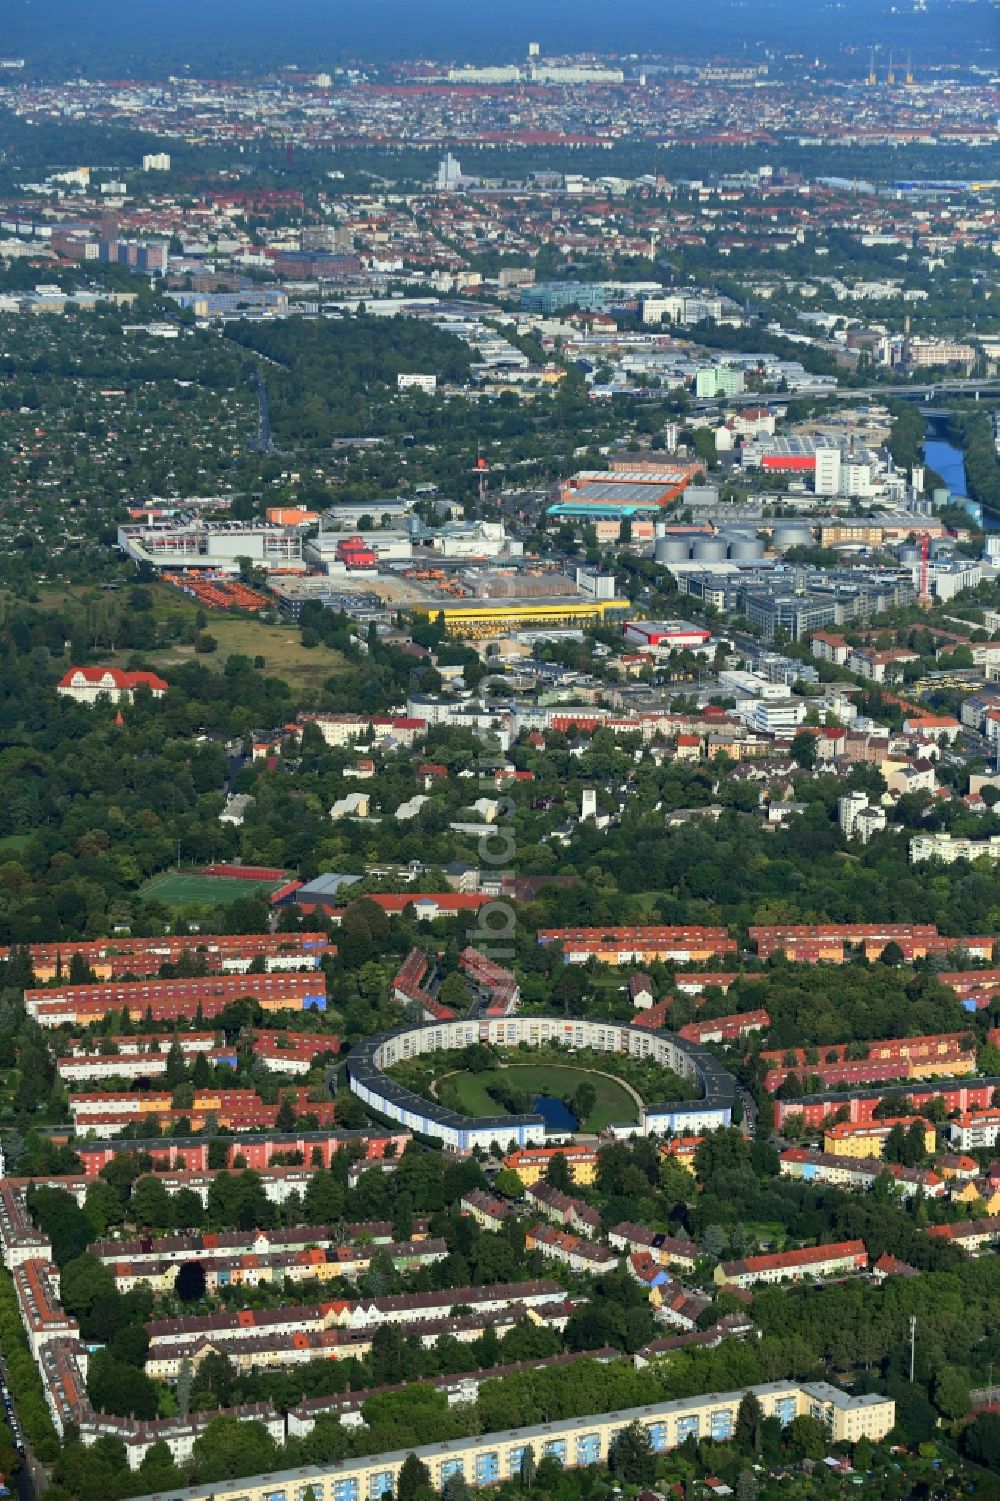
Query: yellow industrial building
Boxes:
[
  {"xmin": 129, "ymin": 1382, "xmax": 895, "ymax": 1501},
  {"xmin": 415, "ymin": 598, "xmax": 630, "ymax": 639}
]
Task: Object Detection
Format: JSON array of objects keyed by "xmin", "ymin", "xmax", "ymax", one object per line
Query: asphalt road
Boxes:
[{"xmin": 0, "ymin": 1358, "xmax": 35, "ymax": 1501}]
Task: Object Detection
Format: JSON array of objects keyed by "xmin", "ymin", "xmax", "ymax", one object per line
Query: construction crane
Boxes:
[{"xmin": 471, "ymin": 453, "xmax": 489, "ymax": 505}]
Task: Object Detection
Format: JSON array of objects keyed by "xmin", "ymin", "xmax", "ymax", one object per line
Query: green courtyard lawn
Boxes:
[{"xmin": 441, "ymin": 1062, "xmax": 639, "ymax": 1132}]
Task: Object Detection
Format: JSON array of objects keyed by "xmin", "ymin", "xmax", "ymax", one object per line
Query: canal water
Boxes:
[
  {"xmin": 924, "ymin": 433, "xmax": 970, "ymax": 500},
  {"xmin": 532, "ymin": 1095, "xmax": 578, "ymax": 1133}
]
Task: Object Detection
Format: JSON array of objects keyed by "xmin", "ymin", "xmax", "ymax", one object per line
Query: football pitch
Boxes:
[{"xmin": 140, "ymin": 872, "xmax": 286, "ymax": 908}]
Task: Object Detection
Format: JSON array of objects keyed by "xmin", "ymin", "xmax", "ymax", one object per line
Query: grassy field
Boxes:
[
  {"xmin": 140, "ymin": 871, "xmax": 287, "ymax": 908},
  {"xmin": 0, "ymin": 834, "xmax": 34, "ymax": 856},
  {"xmin": 135, "ymin": 583, "xmax": 352, "ymax": 696},
  {"xmin": 151, "ymin": 616, "xmax": 350, "ymax": 695},
  {"xmin": 443, "ymin": 1063, "xmax": 639, "ymax": 1132}
]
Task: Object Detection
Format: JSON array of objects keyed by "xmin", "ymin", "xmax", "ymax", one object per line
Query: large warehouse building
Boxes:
[{"xmin": 118, "ymin": 519, "xmax": 305, "ymax": 574}]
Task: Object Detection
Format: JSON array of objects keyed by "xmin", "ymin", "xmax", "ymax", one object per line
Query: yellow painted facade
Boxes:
[
  {"xmin": 502, "ymin": 1147, "xmax": 599, "ymax": 1186},
  {"xmin": 824, "ymin": 1119, "xmax": 936, "ymax": 1159}
]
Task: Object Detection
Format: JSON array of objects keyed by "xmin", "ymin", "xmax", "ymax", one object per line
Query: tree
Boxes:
[
  {"xmin": 659, "ymin": 1156, "xmax": 696, "ymax": 1202},
  {"xmin": 609, "ymin": 1421, "xmax": 655, "ymax": 1485},
  {"xmin": 903, "ymin": 1120, "xmax": 928, "ymax": 1166},
  {"xmin": 176, "ymin": 1357, "xmax": 192, "ymax": 1420},
  {"xmin": 735, "ymin": 1392, "xmax": 764, "ymax": 1455},
  {"xmin": 175, "ymin": 1259, "xmax": 207, "ymax": 1303},
  {"xmin": 138, "ymin": 1439, "xmax": 183, "ymax": 1493},
  {"xmin": 443, "ymin": 1473, "xmax": 470, "ymax": 1501},
  {"xmin": 932, "ymin": 1364, "xmax": 970, "ymax": 1422},
  {"xmin": 701, "ymin": 1222, "xmax": 729, "ymax": 1260},
  {"xmin": 544, "ymin": 1153, "xmax": 572, "ymax": 1192},
  {"xmin": 963, "ymin": 1411, "xmax": 1000, "ymax": 1468},
  {"xmin": 87, "ymin": 1350, "xmax": 158, "ymax": 1419},
  {"xmin": 852, "ymin": 1434, "xmax": 872, "ymax": 1473},
  {"xmin": 438, "ymin": 972, "xmax": 472, "ymax": 1011},
  {"xmin": 59, "ymin": 1255, "xmax": 116, "ymax": 1321},
  {"xmin": 494, "ymin": 1168, "xmax": 524, "ymax": 1199},
  {"xmin": 304, "ymin": 1169, "xmax": 346, "ymax": 1223},
  {"xmin": 979, "ymin": 1042, "xmax": 1000, "ymax": 1078},
  {"xmin": 791, "ymin": 731, "xmax": 816, "ymax": 770},
  {"xmin": 880, "ymin": 941, "xmax": 905, "ymax": 967},
  {"xmin": 397, "ymin": 1453, "xmax": 431, "ymax": 1501},
  {"xmin": 84, "ymin": 1179, "xmax": 125, "ymax": 1237},
  {"xmin": 130, "ymin": 1174, "xmax": 171, "ymax": 1228},
  {"xmin": 28, "ymin": 1186, "xmax": 93, "ymax": 1266},
  {"xmin": 786, "ymin": 1414, "xmax": 827, "ymax": 1461},
  {"xmin": 276, "ymin": 1094, "xmax": 297, "ymax": 1132},
  {"xmin": 572, "ymin": 1081, "xmax": 597, "ymax": 1124},
  {"xmin": 207, "ymin": 1138, "xmax": 229, "ymax": 1170},
  {"xmin": 883, "ymin": 1123, "xmax": 907, "ymax": 1163},
  {"xmin": 519, "ymin": 1444, "xmax": 537, "ymax": 1491},
  {"xmin": 164, "ymin": 1039, "xmax": 187, "ymax": 1088},
  {"xmin": 737, "ymin": 1470, "xmax": 759, "ymax": 1501},
  {"xmin": 191, "ymin": 1415, "xmax": 277, "ymax": 1482}
]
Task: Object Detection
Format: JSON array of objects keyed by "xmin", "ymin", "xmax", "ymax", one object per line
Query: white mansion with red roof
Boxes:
[{"xmin": 56, "ymin": 667, "xmax": 169, "ymax": 705}]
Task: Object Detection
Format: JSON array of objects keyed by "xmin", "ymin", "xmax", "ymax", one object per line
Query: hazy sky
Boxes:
[{"xmin": 0, "ymin": 0, "xmax": 994, "ymax": 73}]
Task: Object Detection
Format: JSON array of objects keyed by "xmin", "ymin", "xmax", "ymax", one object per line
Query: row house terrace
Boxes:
[
  {"xmin": 26, "ymin": 971, "xmax": 327, "ymax": 1026},
  {"xmin": 779, "ymin": 1147, "xmax": 945, "ymax": 1200},
  {"xmin": 145, "ymin": 1279, "xmax": 565, "ymax": 1350},
  {"xmin": 678, "ymin": 1010, "xmax": 770, "ymax": 1046},
  {"xmin": 772, "ymin": 1077, "xmax": 1000, "ymax": 1130},
  {"xmin": 926, "ymin": 1216, "xmax": 1000, "ymax": 1253},
  {"xmin": 608, "ymin": 1223, "xmax": 700, "ymax": 1272},
  {"xmin": 525, "ymin": 1223, "xmax": 619, "ymax": 1275},
  {"xmin": 57, "ymin": 1047, "xmax": 236, "ymax": 1086},
  {"xmin": 750, "ymin": 923, "xmax": 993, "ymax": 964},
  {"xmin": 0, "ymin": 1182, "xmax": 52, "ymax": 1265},
  {"xmin": 79, "ymin": 1403, "xmax": 284, "ymax": 1472},
  {"xmin": 110, "ymin": 1238, "xmax": 448, "ymax": 1297},
  {"xmin": 715, "ymin": 1239, "xmax": 868, "ymax": 1289},
  {"xmin": 524, "ymin": 1182, "xmax": 602, "ymax": 1238},
  {"xmin": 144, "ymin": 1299, "xmax": 579, "ymax": 1381},
  {"xmin": 14, "ymin": 1259, "xmax": 79, "ymax": 1359},
  {"xmin": 88, "ymin": 1222, "xmax": 427, "ymax": 1269},
  {"xmin": 764, "ymin": 1055, "xmax": 975, "ymax": 1095},
  {"xmin": 760, "ymin": 1031, "xmax": 977, "ymax": 1074},
  {"xmin": 10, "ymin": 931, "xmax": 330, "ymax": 983},
  {"xmin": 72, "ymin": 1126, "xmax": 409, "ymax": 1178},
  {"xmin": 537, "ymin": 926, "xmax": 737, "ymax": 965}
]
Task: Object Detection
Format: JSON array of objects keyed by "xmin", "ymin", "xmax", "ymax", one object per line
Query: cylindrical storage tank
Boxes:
[
  {"xmin": 727, "ymin": 535, "xmax": 765, "ymax": 561},
  {"xmin": 691, "ymin": 535, "xmax": 728, "ymax": 562},
  {"xmin": 932, "ymin": 487, "xmax": 950, "ymax": 507},
  {"xmin": 657, "ymin": 537, "xmax": 691, "ymax": 564},
  {"xmin": 772, "ymin": 524, "xmax": 813, "ymax": 552},
  {"xmin": 898, "ymin": 545, "xmax": 922, "ymax": 565}
]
